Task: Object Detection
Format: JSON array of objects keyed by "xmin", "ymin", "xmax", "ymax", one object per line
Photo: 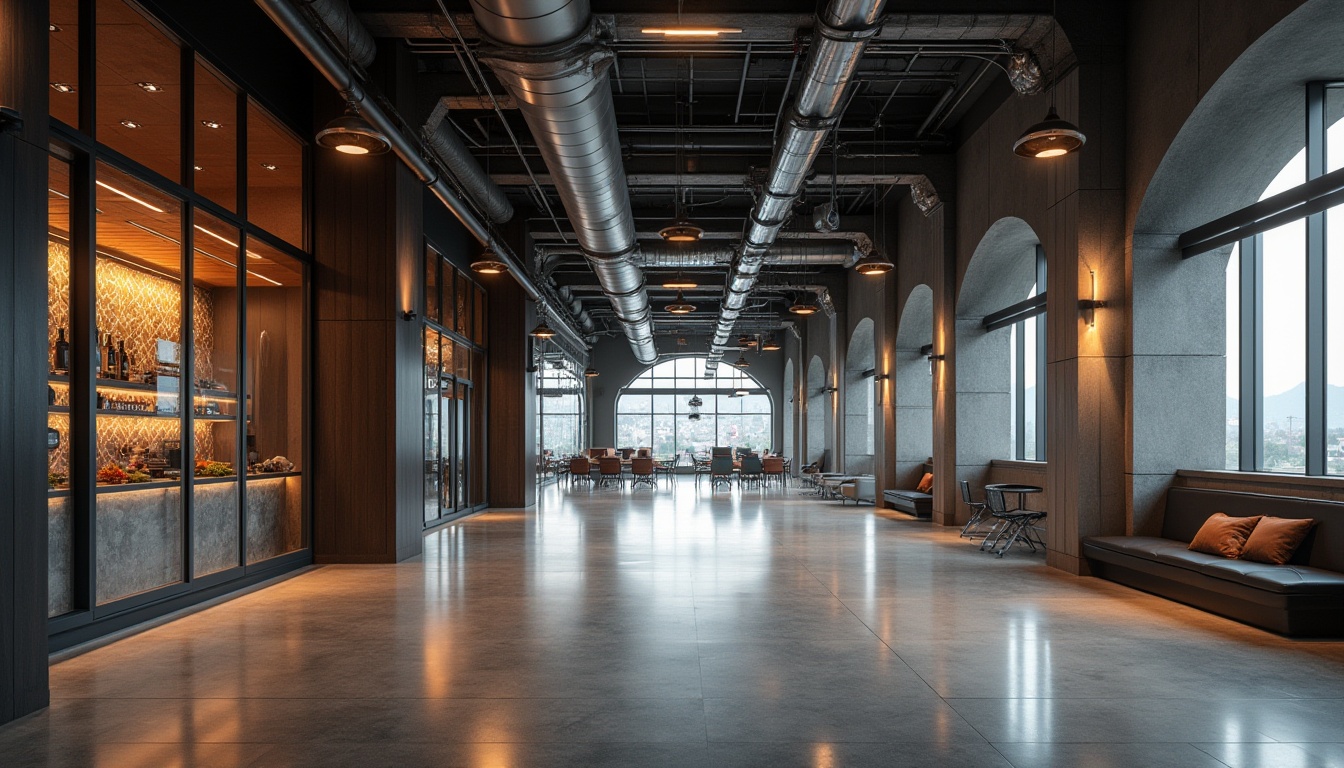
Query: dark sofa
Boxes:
[
  {"xmin": 1083, "ymin": 486, "xmax": 1344, "ymax": 637},
  {"xmin": 882, "ymin": 462, "xmax": 934, "ymax": 519}
]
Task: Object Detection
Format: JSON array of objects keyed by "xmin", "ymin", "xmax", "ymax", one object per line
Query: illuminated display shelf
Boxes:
[{"xmin": 49, "ymin": 374, "xmax": 238, "ymax": 402}]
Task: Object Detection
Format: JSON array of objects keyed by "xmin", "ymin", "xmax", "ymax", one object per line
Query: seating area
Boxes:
[
  {"xmin": 1083, "ymin": 487, "xmax": 1344, "ymax": 637},
  {"xmin": 560, "ymin": 446, "xmax": 793, "ymax": 492}
]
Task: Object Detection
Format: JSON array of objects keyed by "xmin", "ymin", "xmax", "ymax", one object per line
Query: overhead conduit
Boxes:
[
  {"xmin": 706, "ymin": 0, "xmax": 887, "ymax": 371},
  {"xmin": 253, "ymin": 0, "xmax": 591, "ymax": 355},
  {"xmin": 469, "ymin": 0, "xmax": 659, "ymax": 365}
]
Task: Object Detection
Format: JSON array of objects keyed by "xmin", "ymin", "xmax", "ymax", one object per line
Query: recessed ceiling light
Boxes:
[
  {"xmin": 200, "ymin": 119, "xmax": 223, "ymax": 129},
  {"xmin": 49, "ymin": 23, "xmax": 61, "ymax": 32},
  {"xmin": 260, "ymin": 163, "xmax": 278, "ymax": 171},
  {"xmin": 50, "ymin": 83, "xmax": 76, "ymax": 94},
  {"xmin": 119, "ymin": 120, "xmax": 142, "ymax": 129},
  {"xmin": 136, "ymin": 82, "xmax": 163, "ymax": 93},
  {"xmin": 193, "ymin": 165, "xmax": 203, "ymax": 172}
]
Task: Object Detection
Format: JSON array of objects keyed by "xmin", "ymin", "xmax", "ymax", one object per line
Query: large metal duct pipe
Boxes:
[
  {"xmin": 470, "ymin": 0, "xmax": 658, "ymax": 365},
  {"xmin": 302, "ymin": 0, "xmax": 376, "ymax": 68},
  {"xmin": 540, "ymin": 242, "xmax": 860, "ymax": 270},
  {"xmin": 254, "ymin": 0, "xmax": 590, "ymax": 353},
  {"xmin": 422, "ymin": 101, "xmax": 514, "ymax": 224},
  {"xmin": 706, "ymin": 0, "xmax": 886, "ymax": 369}
]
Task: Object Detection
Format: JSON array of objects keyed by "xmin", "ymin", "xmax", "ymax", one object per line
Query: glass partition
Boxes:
[
  {"xmin": 93, "ymin": 161, "xmax": 185, "ymax": 605},
  {"xmin": 247, "ymin": 100, "xmax": 305, "ymax": 250},
  {"xmin": 49, "ymin": 0, "xmax": 80, "ymax": 127},
  {"xmin": 47, "ymin": 155, "xmax": 75, "ymax": 617},
  {"xmin": 96, "ymin": 0, "xmax": 182, "ymax": 182},
  {"xmin": 194, "ymin": 59, "xmax": 239, "ymax": 211},
  {"xmin": 243, "ymin": 237, "xmax": 305, "ymax": 563},
  {"xmin": 191, "ymin": 209, "xmax": 241, "ymax": 578}
]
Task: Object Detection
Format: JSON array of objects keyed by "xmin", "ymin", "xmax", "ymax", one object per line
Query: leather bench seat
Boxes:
[
  {"xmin": 883, "ymin": 490, "xmax": 932, "ymax": 518},
  {"xmin": 1083, "ymin": 487, "xmax": 1344, "ymax": 637}
]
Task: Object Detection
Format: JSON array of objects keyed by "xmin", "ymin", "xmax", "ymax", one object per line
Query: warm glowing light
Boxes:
[
  {"xmin": 137, "ymin": 82, "xmax": 164, "ymax": 93},
  {"xmin": 200, "ymin": 119, "xmax": 223, "ymax": 129},
  {"xmin": 662, "ymin": 280, "xmax": 698, "ymax": 290},
  {"xmin": 789, "ymin": 302, "xmax": 818, "ymax": 316},
  {"xmin": 642, "ymin": 27, "xmax": 743, "ymax": 36},
  {"xmin": 1036, "ymin": 148, "xmax": 1068, "ymax": 158},
  {"xmin": 334, "ymin": 144, "xmax": 370, "ymax": 155},
  {"xmin": 119, "ymin": 119, "xmax": 143, "ymax": 129},
  {"xmin": 471, "ymin": 259, "xmax": 508, "ymax": 275},
  {"xmin": 96, "ymin": 180, "xmax": 165, "ymax": 213}
]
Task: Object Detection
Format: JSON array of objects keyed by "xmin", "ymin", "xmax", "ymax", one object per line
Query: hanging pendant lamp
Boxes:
[{"xmin": 316, "ymin": 102, "xmax": 391, "ymax": 156}]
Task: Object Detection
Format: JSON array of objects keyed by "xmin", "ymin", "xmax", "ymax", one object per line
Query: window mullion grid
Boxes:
[
  {"xmin": 1306, "ymin": 81, "xmax": 1328, "ymax": 476},
  {"xmin": 1239, "ymin": 234, "xmax": 1263, "ymax": 471},
  {"xmin": 1015, "ymin": 319, "xmax": 1026, "ymax": 460},
  {"xmin": 1035, "ymin": 247, "xmax": 1047, "ymax": 458}
]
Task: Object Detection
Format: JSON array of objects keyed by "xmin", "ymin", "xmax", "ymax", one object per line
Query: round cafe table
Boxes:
[{"xmin": 983, "ymin": 483, "xmax": 1043, "ymax": 512}]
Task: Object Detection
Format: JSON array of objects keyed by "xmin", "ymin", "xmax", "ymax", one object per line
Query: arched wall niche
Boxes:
[
  {"xmin": 844, "ymin": 319, "xmax": 876, "ymax": 474},
  {"xmin": 895, "ymin": 285, "xmax": 934, "ymax": 487},
  {"xmin": 805, "ymin": 355, "xmax": 828, "ymax": 469},
  {"xmin": 1129, "ymin": 0, "xmax": 1344, "ymax": 533},
  {"xmin": 955, "ymin": 217, "xmax": 1043, "ymax": 491}
]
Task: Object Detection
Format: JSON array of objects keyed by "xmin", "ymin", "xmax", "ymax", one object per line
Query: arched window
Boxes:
[
  {"xmin": 615, "ymin": 356, "xmax": 772, "ymax": 458},
  {"xmin": 1222, "ymin": 82, "xmax": 1344, "ymax": 475}
]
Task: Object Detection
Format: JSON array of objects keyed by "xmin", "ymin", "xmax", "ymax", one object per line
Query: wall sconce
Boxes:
[
  {"xmin": 820, "ymin": 385, "xmax": 838, "ymax": 395},
  {"xmin": 926, "ymin": 352, "xmax": 945, "ymax": 376},
  {"xmin": 1078, "ymin": 269, "xmax": 1106, "ymax": 328},
  {"xmin": 401, "ymin": 310, "xmax": 417, "ymax": 321}
]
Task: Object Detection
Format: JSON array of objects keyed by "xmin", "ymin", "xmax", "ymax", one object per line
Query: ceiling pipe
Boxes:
[
  {"xmin": 705, "ymin": 0, "xmax": 886, "ymax": 370},
  {"xmin": 253, "ymin": 0, "xmax": 590, "ymax": 354},
  {"xmin": 469, "ymin": 0, "xmax": 659, "ymax": 365},
  {"xmin": 539, "ymin": 241, "xmax": 860, "ymax": 270},
  {"xmin": 303, "ymin": 0, "xmax": 377, "ymax": 68},
  {"xmin": 422, "ymin": 99, "xmax": 514, "ymax": 224}
]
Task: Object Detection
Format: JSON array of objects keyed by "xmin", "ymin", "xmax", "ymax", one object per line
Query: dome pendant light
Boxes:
[
  {"xmin": 788, "ymin": 297, "xmax": 819, "ymax": 316},
  {"xmin": 471, "ymin": 246, "xmax": 509, "ymax": 275},
  {"xmin": 529, "ymin": 309, "xmax": 556, "ymax": 339},
  {"xmin": 659, "ymin": 217, "xmax": 703, "ymax": 243},
  {"xmin": 665, "ymin": 290, "xmax": 696, "ymax": 314},
  {"xmin": 733, "ymin": 353, "xmax": 751, "ymax": 369},
  {"xmin": 316, "ymin": 102, "xmax": 391, "ymax": 156},
  {"xmin": 1013, "ymin": 108, "xmax": 1086, "ymax": 158},
  {"xmin": 854, "ymin": 251, "xmax": 894, "ymax": 276},
  {"xmin": 583, "ymin": 367, "xmax": 600, "ymax": 378},
  {"xmin": 1013, "ymin": 3, "xmax": 1084, "ymax": 159}
]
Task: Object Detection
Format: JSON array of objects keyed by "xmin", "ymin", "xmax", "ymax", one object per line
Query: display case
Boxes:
[{"xmin": 46, "ymin": 0, "xmax": 310, "ymax": 630}]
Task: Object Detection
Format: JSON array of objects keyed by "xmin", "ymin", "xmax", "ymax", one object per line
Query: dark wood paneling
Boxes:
[
  {"xmin": 487, "ymin": 279, "xmax": 536, "ymax": 509},
  {"xmin": 311, "ymin": 86, "xmax": 427, "ymax": 562},
  {"xmin": 0, "ymin": 0, "xmax": 52, "ymax": 726}
]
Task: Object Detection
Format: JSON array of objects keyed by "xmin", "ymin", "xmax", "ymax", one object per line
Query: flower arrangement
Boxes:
[{"xmin": 96, "ymin": 463, "xmax": 128, "ymax": 485}]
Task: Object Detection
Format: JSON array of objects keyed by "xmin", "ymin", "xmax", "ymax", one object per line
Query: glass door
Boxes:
[
  {"xmin": 456, "ymin": 383, "xmax": 469, "ymax": 512},
  {"xmin": 440, "ymin": 383, "xmax": 455, "ymax": 517}
]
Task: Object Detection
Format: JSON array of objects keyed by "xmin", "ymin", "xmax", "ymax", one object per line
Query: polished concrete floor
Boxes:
[{"xmin": 4, "ymin": 478, "xmax": 1344, "ymax": 767}]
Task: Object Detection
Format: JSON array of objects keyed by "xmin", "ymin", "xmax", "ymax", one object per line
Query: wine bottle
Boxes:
[
  {"xmin": 103, "ymin": 334, "xmax": 117, "ymax": 379},
  {"xmin": 53, "ymin": 327, "xmax": 70, "ymax": 374},
  {"xmin": 117, "ymin": 340, "xmax": 129, "ymax": 380}
]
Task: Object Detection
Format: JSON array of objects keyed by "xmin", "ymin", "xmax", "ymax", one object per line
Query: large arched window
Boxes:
[
  {"xmin": 615, "ymin": 356, "xmax": 772, "ymax": 458},
  {"xmin": 1221, "ymin": 82, "xmax": 1344, "ymax": 475}
]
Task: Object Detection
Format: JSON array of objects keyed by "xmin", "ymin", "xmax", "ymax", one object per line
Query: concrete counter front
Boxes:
[{"xmin": 47, "ymin": 474, "xmax": 303, "ymax": 616}]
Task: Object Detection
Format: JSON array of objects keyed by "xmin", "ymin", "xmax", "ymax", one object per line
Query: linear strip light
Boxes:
[
  {"xmin": 194, "ymin": 224, "xmax": 263, "ymax": 259},
  {"xmin": 124, "ymin": 221, "xmax": 282, "ymax": 285},
  {"xmin": 96, "ymin": 180, "xmax": 165, "ymax": 213},
  {"xmin": 641, "ymin": 27, "xmax": 742, "ymax": 37}
]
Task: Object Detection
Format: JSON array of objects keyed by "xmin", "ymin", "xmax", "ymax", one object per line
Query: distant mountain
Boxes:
[{"xmin": 1227, "ymin": 383, "xmax": 1344, "ymax": 429}]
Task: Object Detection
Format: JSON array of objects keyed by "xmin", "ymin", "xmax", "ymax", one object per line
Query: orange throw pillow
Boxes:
[
  {"xmin": 1188, "ymin": 513, "xmax": 1262, "ymax": 558},
  {"xmin": 916, "ymin": 472, "xmax": 934, "ymax": 493},
  {"xmin": 1240, "ymin": 516, "xmax": 1315, "ymax": 565}
]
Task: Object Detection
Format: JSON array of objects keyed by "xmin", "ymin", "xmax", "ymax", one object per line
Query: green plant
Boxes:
[
  {"xmin": 195, "ymin": 460, "xmax": 234, "ymax": 477},
  {"xmin": 48, "ymin": 471, "xmax": 68, "ymax": 489},
  {"xmin": 126, "ymin": 471, "xmax": 152, "ymax": 484}
]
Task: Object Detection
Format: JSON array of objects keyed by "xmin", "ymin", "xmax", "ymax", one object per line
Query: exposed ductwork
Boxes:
[
  {"xmin": 254, "ymin": 0, "xmax": 591, "ymax": 356},
  {"xmin": 302, "ymin": 0, "xmax": 377, "ymax": 69},
  {"xmin": 706, "ymin": 0, "xmax": 887, "ymax": 370},
  {"xmin": 470, "ymin": 0, "xmax": 658, "ymax": 365},
  {"xmin": 422, "ymin": 100, "xmax": 514, "ymax": 224},
  {"xmin": 540, "ymin": 242, "xmax": 861, "ymax": 270}
]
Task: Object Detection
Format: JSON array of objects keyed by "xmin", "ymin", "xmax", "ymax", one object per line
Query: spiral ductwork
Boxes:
[
  {"xmin": 471, "ymin": 0, "xmax": 657, "ymax": 364},
  {"xmin": 540, "ymin": 242, "xmax": 861, "ymax": 270},
  {"xmin": 422, "ymin": 105, "xmax": 514, "ymax": 224},
  {"xmin": 302, "ymin": 0, "xmax": 377, "ymax": 68},
  {"xmin": 706, "ymin": 0, "xmax": 886, "ymax": 370}
]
